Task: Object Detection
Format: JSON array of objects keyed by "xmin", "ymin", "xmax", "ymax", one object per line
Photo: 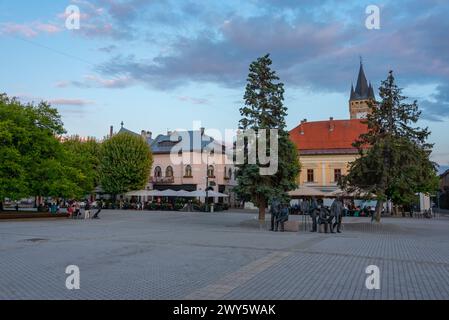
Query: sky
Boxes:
[{"xmin": 1, "ymin": 0, "xmax": 449, "ymax": 169}]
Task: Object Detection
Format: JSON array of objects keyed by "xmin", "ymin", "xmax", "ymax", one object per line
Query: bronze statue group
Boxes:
[{"xmin": 270, "ymin": 197, "xmax": 344, "ymax": 233}]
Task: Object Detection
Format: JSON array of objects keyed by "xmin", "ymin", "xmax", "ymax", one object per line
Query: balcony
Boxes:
[{"xmin": 150, "ymin": 176, "xmax": 175, "ymax": 184}]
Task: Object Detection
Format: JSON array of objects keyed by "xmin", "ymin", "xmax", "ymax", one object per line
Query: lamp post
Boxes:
[{"xmin": 205, "ymin": 155, "xmax": 209, "ymax": 212}]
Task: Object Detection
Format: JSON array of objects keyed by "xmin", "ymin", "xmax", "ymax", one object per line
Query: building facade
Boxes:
[
  {"xmin": 116, "ymin": 124, "xmax": 238, "ymax": 205},
  {"xmin": 289, "ymin": 61, "xmax": 373, "ymax": 194}
]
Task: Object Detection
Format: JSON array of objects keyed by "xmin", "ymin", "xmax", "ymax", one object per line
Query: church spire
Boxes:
[
  {"xmin": 350, "ymin": 83, "xmax": 355, "ymax": 100},
  {"xmin": 349, "ymin": 58, "xmax": 376, "ymax": 119},
  {"xmin": 354, "ymin": 60, "xmax": 369, "ymax": 99}
]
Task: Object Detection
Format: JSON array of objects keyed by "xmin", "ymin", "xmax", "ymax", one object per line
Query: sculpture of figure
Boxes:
[
  {"xmin": 270, "ymin": 198, "xmax": 281, "ymax": 231},
  {"xmin": 330, "ymin": 197, "xmax": 344, "ymax": 233},
  {"xmin": 276, "ymin": 204, "xmax": 289, "ymax": 232},
  {"xmin": 309, "ymin": 197, "xmax": 319, "ymax": 232},
  {"xmin": 318, "ymin": 200, "xmax": 330, "ymax": 233}
]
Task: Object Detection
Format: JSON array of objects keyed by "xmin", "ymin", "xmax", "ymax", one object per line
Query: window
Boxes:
[
  {"xmin": 154, "ymin": 166, "xmax": 162, "ymax": 178},
  {"xmin": 166, "ymin": 166, "xmax": 174, "ymax": 178},
  {"xmin": 208, "ymin": 165, "xmax": 215, "ymax": 178},
  {"xmin": 185, "ymin": 165, "xmax": 192, "ymax": 177},
  {"xmin": 334, "ymin": 169, "xmax": 342, "ymax": 182},
  {"xmin": 229, "ymin": 168, "xmax": 233, "ymax": 180},
  {"xmin": 307, "ymin": 169, "xmax": 314, "ymax": 183}
]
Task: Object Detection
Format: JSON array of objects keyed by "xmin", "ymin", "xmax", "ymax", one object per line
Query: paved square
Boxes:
[{"xmin": 1, "ymin": 211, "xmax": 448, "ymax": 300}]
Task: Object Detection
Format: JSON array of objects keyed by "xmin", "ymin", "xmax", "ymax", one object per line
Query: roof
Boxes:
[
  {"xmin": 118, "ymin": 127, "xmax": 154, "ymax": 145},
  {"xmin": 118, "ymin": 127, "xmax": 226, "ymax": 154},
  {"xmin": 289, "ymin": 119, "xmax": 368, "ymax": 152},
  {"xmin": 350, "ymin": 62, "xmax": 375, "ymax": 101}
]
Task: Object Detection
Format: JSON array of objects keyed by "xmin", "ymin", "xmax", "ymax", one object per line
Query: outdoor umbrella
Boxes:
[
  {"xmin": 288, "ymin": 185, "xmax": 327, "ymax": 198},
  {"xmin": 125, "ymin": 190, "xmax": 156, "ymax": 197}
]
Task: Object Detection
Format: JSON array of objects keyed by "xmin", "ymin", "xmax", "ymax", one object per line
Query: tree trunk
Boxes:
[
  {"xmin": 0, "ymin": 201, "xmax": 3, "ymax": 212},
  {"xmin": 375, "ymin": 200, "xmax": 383, "ymax": 222}
]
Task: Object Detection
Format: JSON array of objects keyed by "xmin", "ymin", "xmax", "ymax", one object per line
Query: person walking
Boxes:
[
  {"xmin": 67, "ymin": 203, "xmax": 74, "ymax": 219},
  {"xmin": 84, "ymin": 201, "xmax": 91, "ymax": 220},
  {"xmin": 73, "ymin": 202, "xmax": 80, "ymax": 219},
  {"xmin": 331, "ymin": 197, "xmax": 344, "ymax": 233},
  {"xmin": 92, "ymin": 200, "xmax": 102, "ymax": 219}
]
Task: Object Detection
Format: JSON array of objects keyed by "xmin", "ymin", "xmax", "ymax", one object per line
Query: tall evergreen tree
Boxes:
[
  {"xmin": 341, "ymin": 71, "xmax": 438, "ymax": 221},
  {"xmin": 235, "ymin": 54, "xmax": 300, "ymax": 222}
]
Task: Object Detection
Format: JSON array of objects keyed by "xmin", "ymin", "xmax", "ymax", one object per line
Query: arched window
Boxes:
[
  {"xmin": 185, "ymin": 165, "xmax": 192, "ymax": 177},
  {"xmin": 154, "ymin": 166, "xmax": 162, "ymax": 178},
  {"xmin": 166, "ymin": 166, "xmax": 174, "ymax": 177},
  {"xmin": 208, "ymin": 165, "xmax": 215, "ymax": 178}
]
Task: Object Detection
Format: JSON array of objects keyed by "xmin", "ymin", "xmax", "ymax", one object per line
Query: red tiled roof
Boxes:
[{"xmin": 289, "ymin": 119, "xmax": 368, "ymax": 151}]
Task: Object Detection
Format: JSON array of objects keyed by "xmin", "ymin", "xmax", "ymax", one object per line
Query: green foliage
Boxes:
[
  {"xmin": 341, "ymin": 71, "xmax": 438, "ymax": 218},
  {"xmin": 62, "ymin": 137, "xmax": 101, "ymax": 196},
  {"xmin": 99, "ymin": 133, "xmax": 153, "ymax": 196},
  {"xmin": 235, "ymin": 54, "xmax": 301, "ymax": 220},
  {"xmin": 0, "ymin": 93, "xmax": 97, "ymax": 201}
]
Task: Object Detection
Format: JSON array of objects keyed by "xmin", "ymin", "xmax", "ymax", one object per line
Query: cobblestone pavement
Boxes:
[{"xmin": 1, "ymin": 211, "xmax": 448, "ymax": 300}]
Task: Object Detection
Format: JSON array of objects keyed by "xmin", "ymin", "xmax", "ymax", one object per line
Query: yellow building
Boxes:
[{"xmin": 289, "ymin": 62, "xmax": 374, "ymax": 194}]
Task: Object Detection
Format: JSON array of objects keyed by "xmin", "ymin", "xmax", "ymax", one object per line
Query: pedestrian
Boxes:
[
  {"xmin": 331, "ymin": 197, "xmax": 344, "ymax": 233},
  {"xmin": 67, "ymin": 203, "xmax": 74, "ymax": 219},
  {"xmin": 50, "ymin": 202, "xmax": 58, "ymax": 215},
  {"xmin": 84, "ymin": 201, "xmax": 91, "ymax": 220},
  {"xmin": 92, "ymin": 200, "xmax": 102, "ymax": 219}
]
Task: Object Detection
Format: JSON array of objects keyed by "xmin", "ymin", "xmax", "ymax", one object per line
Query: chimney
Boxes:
[
  {"xmin": 300, "ymin": 120, "xmax": 306, "ymax": 135},
  {"xmin": 110, "ymin": 126, "xmax": 114, "ymax": 138},
  {"xmin": 141, "ymin": 130, "xmax": 147, "ymax": 139},
  {"xmin": 147, "ymin": 131, "xmax": 152, "ymax": 140},
  {"xmin": 329, "ymin": 117, "xmax": 335, "ymax": 132}
]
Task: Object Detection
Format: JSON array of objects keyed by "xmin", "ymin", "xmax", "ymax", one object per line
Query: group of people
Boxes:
[
  {"xmin": 305, "ymin": 197, "xmax": 344, "ymax": 233},
  {"xmin": 66, "ymin": 200, "xmax": 102, "ymax": 220}
]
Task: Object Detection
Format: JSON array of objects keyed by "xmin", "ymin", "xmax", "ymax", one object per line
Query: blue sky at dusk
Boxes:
[{"xmin": 1, "ymin": 0, "xmax": 448, "ymax": 167}]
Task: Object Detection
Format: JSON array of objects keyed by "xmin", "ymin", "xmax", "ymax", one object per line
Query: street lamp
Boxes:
[{"xmin": 205, "ymin": 155, "xmax": 209, "ymax": 212}]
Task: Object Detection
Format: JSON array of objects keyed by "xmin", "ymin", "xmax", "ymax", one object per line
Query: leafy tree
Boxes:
[
  {"xmin": 341, "ymin": 71, "xmax": 438, "ymax": 221},
  {"xmin": 0, "ymin": 93, "xmax": 93, "ymax": 210},
  {"xmin": 99, "ymin": 133, "xmax": 153, "ymax": 198},
  {"xmin": 235, "ymin": 54, "xmax": 301, "ymax": 222},
  {"xmin": 62, "ymin": 136, "xmax": 101, "ymax": 197}
]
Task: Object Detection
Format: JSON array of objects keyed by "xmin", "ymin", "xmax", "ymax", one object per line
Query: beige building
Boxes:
[{"xmin": 289, "ymin": 62, "xmax": 374, "ymax": 194}]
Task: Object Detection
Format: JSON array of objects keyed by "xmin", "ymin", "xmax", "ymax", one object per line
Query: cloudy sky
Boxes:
[{"xmin": 1, "ymin": 0, "xmax": 448, "ymax": 167}]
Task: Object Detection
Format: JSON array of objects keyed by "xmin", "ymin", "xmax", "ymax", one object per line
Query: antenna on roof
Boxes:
[{"xmin": 359, "ymin": 55, "xmax": 363, "ymax": 66}]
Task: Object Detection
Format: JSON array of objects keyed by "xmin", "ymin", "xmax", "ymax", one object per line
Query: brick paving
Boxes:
[{"xmin": 0, "ymin": 211, "xmax": 448, "ymax": 300}]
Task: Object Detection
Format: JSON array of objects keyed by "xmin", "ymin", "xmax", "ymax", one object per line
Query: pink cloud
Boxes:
[
  {"xmin": 49, "ymin": 98, "xmax": 94, "ymax": 106},
  {"xmin": 1, "ymin": 23, "xmax": 38, "ymax": 38},
  {"xmin": 1, "ymin": 22, "xmax": 62, "ymax": 38}
]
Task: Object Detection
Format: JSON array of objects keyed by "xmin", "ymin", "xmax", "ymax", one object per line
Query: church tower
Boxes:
[{"xmin": 349, "ymin": 60, "xmax": 376, "ymax": 119}]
